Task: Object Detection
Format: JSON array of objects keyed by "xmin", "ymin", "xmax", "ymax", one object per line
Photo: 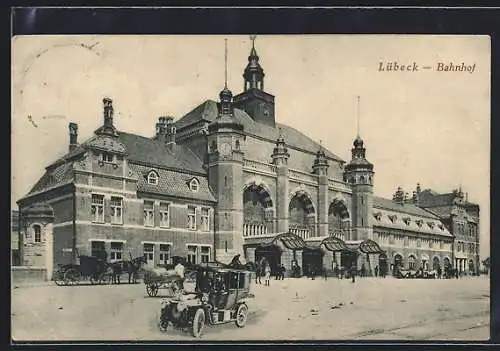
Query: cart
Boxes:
[{"xmin": 53, "ymin": 255, "xmax": 112, "ymax": 286}]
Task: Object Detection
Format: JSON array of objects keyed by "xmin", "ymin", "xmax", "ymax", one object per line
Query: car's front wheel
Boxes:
[
  {"xmin": 235, "ymin": 303, "xmax": 248, "ymax": 328},
  {"xmin": 191, "ymin": 308, "xmax": 205, "ymax": 338}
]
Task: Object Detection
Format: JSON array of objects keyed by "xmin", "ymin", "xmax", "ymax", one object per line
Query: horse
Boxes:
[
  {"xmin": 254, "ymin": 257, "xmax": 267, "ymax": 284},
  {"xmin": 110, "ymin": 256, "xmax": 147, "ymax": 284}
]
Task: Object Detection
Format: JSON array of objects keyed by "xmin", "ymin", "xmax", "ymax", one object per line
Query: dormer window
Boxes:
[
  {"xmin": 147, "ymin": 171, "xmax": 159, "ymax": 185},
  {"xmin": 416, "ymin": 219, "xmax": 423, "ymax": 228},
  {"xmin": 102, "ymin": 152, "xmax": 114, "ymax": 163},
  {"xmin": 189, "ymin": 178, "xmax": 199, "ymax": 192},
  {"xmin": 388, "ymin": 214, "xmax": 397, "ymax": 223},
  {"xmin": 403, "ymin": 217, "xmax": 411, "ymax": 226},
  {"xmin": 427, "ymin": 221, "xmax": 435, "ymax": 229},
  {"xmin": 373, "ymin": 212, "xmax": 382, "ymax": 221},
  {"xmin": 437, "ymin": 223, "xmax": 444, "ymax": 230}
]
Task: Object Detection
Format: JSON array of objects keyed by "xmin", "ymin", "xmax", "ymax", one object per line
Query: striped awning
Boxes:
[
  {"xmin": 359, "ymin": 239, "xmax": 385, "ymax": 254},
  {"xmin": 261, "ymin": 232, "xmax": 307, "ymax": 250},
  {"xmin": 320, "ymin": 236, "xmax": 359, "ymax": 254}
]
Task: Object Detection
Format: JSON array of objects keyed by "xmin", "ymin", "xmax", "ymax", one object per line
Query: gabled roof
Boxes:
[
  {"xmin": 175, "ymin": 100, "xmax": 344, "ymax": 162},
  {"xmin": 118, "ymin": 132, "xmax": 205, "ymax": 174},
  {"xmin": 26, "ymin": 161, "xmax": 75, "ymax": 197},
  {"xmin": 129, "ymin": 163, "xmax": 216, "ymax": 203},
  {"xmin": 373, "ymin": 196, "xmax": 439, "ymax": 219}
]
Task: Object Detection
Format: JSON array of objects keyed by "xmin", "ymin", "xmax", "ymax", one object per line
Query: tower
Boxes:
[
  {"xmin": 312, "ymin": 142, "xmax": 329, "ymax": 237},
  {"xmin": 271, "ymin": 130, "xmax": 290, "ymax": 233},
  {"xmin": 343, "ymin": 97, "xmax": 374, "ymax": 241},
  {"xmin": 233, "ymin": 36, "xmax": 276, "ymax": 127},
  {"xmin": 207, "ymin": 40, "xmax": 246, "ymax": 263}
]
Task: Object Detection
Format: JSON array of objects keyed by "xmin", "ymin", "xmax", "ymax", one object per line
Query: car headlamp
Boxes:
[{"xmin": 201, "ymin": 293, "xmax": 209, "ymax": 303}]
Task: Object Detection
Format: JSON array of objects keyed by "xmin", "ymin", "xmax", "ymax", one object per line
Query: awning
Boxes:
[
  {"xmin": 260, "ymin": 232, "xmax": 307, "ymax": 250},
  {"xmin": 321, "ymin": 236, "xmax": 349, "ymax": 252},
  {"xmin": 359, "ymin": 239, "xmax": 385, "ymax": 254}
]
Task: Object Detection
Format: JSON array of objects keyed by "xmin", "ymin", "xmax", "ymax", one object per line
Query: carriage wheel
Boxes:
[
  {"xmin": 235, "ymin": 304, "xmax": 248, "ymax": 328},
  {"xmin": 192, "ymin": 308, "xmax": 206, "ymax": 338},
  {"xmin": 54, "ymin": 271, "xmax": 65, "ymax": 286},
  {"xmin": 64, "ymin": 268, "xmax": 80, "ymax": 286},
  {"xmin": 146, "ymin": 283, "xmax": 159, "ymax": 297}
]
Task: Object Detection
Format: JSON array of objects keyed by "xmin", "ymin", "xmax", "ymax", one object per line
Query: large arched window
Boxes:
[
  {"xmin": 243, "ymin": 183, "xmax": 273, "ymax": 236},
  {"xmin": 328, "ymin": 198, "xmax": 350, "ymax": 236},
  {"xmin": 289, "ymin": 191, "xmax": 315, "ymax": 239}
]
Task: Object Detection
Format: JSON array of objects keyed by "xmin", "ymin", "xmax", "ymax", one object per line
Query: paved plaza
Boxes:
[{"xmin": 11, "ymin": 275, "xmax": 489, "ymax": 341}]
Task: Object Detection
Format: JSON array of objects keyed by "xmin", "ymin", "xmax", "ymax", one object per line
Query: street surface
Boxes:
[{"xmin": 11, "ymin": 276, "xmax": 489, "ymax": 341}]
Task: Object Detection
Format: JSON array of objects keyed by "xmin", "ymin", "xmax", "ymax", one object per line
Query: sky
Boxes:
[{"xmin": 11, "ymin": 35, "xmax": 490, "ymax": 260}]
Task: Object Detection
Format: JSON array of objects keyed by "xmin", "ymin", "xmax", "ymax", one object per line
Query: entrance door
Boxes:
[
  {"xmin": 302, "ymin": 248, "xmax": 324, "ymax": 276},
  {"xmin": 143, "ymin": 243, "xmax": 155, "ymax": 268},
  {"xmin": 255, "ymin": 245, "xmax": 281, "ymax": 277},
  {"xmin": 341, "ymin": 251, "xmax": 357, "ymax": 270}
]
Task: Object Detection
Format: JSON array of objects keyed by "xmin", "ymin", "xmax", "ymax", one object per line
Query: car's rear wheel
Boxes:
[
  {"xmin": 192, "ymin": 308, "xmax": 205, "ymax": 338},
  {"xmin": 235, "ymin": 303, "xmax": 248, "ymax": 328}
]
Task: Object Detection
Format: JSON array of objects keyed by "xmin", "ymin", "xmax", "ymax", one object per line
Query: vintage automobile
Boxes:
[{"xmin": 158, "ymin": 262, "xmax": 254, "ymax": 337}]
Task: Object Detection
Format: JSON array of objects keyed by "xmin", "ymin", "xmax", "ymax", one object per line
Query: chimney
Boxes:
[
  {"xmin": 416, "ymin": 183, "xmax": 421, "ymax": 194},
  {"xmin": 103, "ymin": 97, "xmax": 114, "ymax": 128},
  {"xmin": 69, "ymin": 122, "xmax": 78, "ymax": 152},
  {"xmin": 165, "ymin": 117, "xmax": 176, "ymax": 151}
]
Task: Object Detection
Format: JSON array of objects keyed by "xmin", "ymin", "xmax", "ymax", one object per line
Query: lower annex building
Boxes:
[{"xmin": 15, "ymin": 40, "xmax": 480, "ymax": 279}]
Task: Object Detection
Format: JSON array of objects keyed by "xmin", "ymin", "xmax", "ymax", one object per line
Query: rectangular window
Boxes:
[
  {"xmin": 91, "ymin": 194, "xmax": 105, "ymax": 223},
  {"xmin": 144, "ymin": 200, "xmax": 155, "ymax": 227},
  {"xmin": 102, "ymin": 152, "xmax": 114, "ymax": 163},
  {"xmin": 110, "ymin": 242, "xmax": 123, "ymax": 262},
  {"xmin": 159, "ymin": 202, "xmax": 170, "ymax": 228},
  {"xmin": 110, "ymin": 196, "xmax": 123, "ymax": 224},
  {"xmin": 159, "ymin": 244, "xmax": 171, "ymax": 266},
  {"xmin": 143, "ymin": 243, "xmax": 154, "ymax": 266},
  {"xmin": 187, "ymin": 245, "xmax": 197, "ymax": 264},
  {"xmin": 200, "ymin": 246, "xmax": 211, "ymax": 263},
  {"xmin": 34, "ymin": 225, "xmax": 42, "ymax": 243},
  {"xmin": 200, "ymin": 208, "xmax": 210, "ymax": 232},
  {"xmin": 91, "ymin": 240, "xmax": 106, "ymax": 257},
  {"xmin": 187, "ymin": 206, "xmax": 196, "ymax": 230}
]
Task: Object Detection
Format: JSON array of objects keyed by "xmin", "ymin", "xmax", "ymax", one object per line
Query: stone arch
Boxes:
[
  {"xmin": 432, "ymin": 255, "xmax": 441, "ymax": 270},
  {"xmin": 407, "ymin": 254, "xmax": 417, "ymax": 270}
]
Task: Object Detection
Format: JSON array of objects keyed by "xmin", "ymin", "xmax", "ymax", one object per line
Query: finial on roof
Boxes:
[{"xmin": 224, "ymin": 38, "xmax": 228, "ymax": 89}]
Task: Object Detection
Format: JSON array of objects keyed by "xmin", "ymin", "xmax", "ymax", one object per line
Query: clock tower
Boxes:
[
  {"xmin": 207, "ymin": 41, "xmax": 246, "ymax": 263},
  {"xmin": 233, "ymin": 36, "xmax": 276, "ymax": 127}
]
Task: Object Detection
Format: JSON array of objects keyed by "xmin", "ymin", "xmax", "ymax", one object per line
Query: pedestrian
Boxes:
[
  {"xmin": 264, "ymin": 264, "xmax": 271, "ymax": 286},
  {"xmin": 311, "ymin": 265, "xmax": 316, "ymax": 280},
  {"xmin": 350, "ymin": 265, "xmax": 356, "ymax": 283},
  {"xmin": 174, "ymin": 258, "xmax": 185, "ymax": 289},
  {"xmin": 437, "ymin": 265, "xmax": 442, "ymax": 279},
  {"xmin": 340, "ymin": 266, "xmax": 345, "ymax": 279},
  {"xmin": 334, "ymin": 265, "xmax": 339, "ymax": 279},
  {"xmin": 322, "ymin": 266, "xmax": 328, "ymax": 280},
  {"xmin": 374, "ymin": 265, "xmax": 379, "ymax": 277},
  {"xmin": 361, "ymin": 263, "xmax": 366, "ymax": 277},
  {"xmin": 279, "ymin": 264, "xmax": 286, "ymax": 280}
]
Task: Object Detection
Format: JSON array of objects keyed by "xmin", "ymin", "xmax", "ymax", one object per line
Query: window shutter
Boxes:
[{"xmin": 104, "ymin": 197, "xmax": 111, "ymax": 223}]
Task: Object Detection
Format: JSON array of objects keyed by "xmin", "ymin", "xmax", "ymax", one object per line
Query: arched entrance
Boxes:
[
  {"xmin": 243, "ymin": 182, "xmax": 274, "ymax": 236},
  {"xmin": 302, "ymin": 248, "xmax": 324, "ymax": 276},
  {"xmin": 408, "ymin": 255, "xmax": 417, "ymax": 270},
  {"xmin": 432, "ymin": 256, "xmax": 441, "ymax": 271},
  {"xmin": 328, "ymin": 198, "xmax": 350, "ymax": 238},
  {"xmin": 444, "ymin": 257, "xmax": 451, "ymax": 269},
  {"xmin": 421, "ymin": 254, "xmax": 429, "ymax": 271},
  {"xmin": 289, "ymin": 190, "xmax": 315, "ymax": 239},
  {"xmin": 255, "ymin": 245, "xmax": 281, "ymax": 277},
  {"xmin": 378, "ymin": 253, "xmax": 388, "ymax": 277},
  {"xmin": 341, "ymin": 250, "xmax": 358, "ymax": 270},
  {"xmin": 393, "ymin": 253, "xmax": 403, "ymax": 276}
]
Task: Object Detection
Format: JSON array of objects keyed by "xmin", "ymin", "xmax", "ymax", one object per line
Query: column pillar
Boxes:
[
  {"xmin": 276, "ymin": 166, "xmax": 289, "ymax": 232},
  {"xmin": 45, "ymin": 223, "xmax": 54, "ymax": 281}
]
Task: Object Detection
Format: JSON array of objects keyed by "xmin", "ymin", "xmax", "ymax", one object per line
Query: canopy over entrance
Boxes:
[
  {"xmin": 359, "ymin": 239, "xmax": 385, "ymax": 254},
  {"xmin": 321, "ymin": 236, "xmax": 350, "ymax": 252},
  {"xmin": 260, "ymin": 232, "xmax": 307, "ymax": 251}
]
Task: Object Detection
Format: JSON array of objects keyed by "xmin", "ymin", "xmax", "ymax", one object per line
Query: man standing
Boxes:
[
  {"xmin": 279, "ymin": 264, "xmax": 286, "ymax": 280},
  {"xmin": 174, "ymin": 258, "xmax": 185, "ymax": 289},
  {"xmin": 350, "ymin": 265, "xmax": 357, "ymax": 283}
]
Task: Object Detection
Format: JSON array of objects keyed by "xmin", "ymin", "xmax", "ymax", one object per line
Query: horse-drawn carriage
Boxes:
[
  {"xmin": 158, "ymin": 262, "xmax": 254, "ymax": 338},
  {"xmin": 53, "ymin": 255, "xmax": 112, "ymax": 286},
  {"xmin": 396, "ymin": 268, "xmax": 438, "ymax": 279}
]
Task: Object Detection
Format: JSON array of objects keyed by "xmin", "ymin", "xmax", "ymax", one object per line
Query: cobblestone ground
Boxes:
[{"xmin": 11, "ymin": 275, "xmax": 489, "ymax": 341}]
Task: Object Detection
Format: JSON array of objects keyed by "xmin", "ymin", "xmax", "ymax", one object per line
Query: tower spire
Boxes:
[
  {"xmin": 224, "ymin": 38, "xmax": 228, "ymax": 89},
  {"xmin": 356, "ymin": 95, "xmax": 361, "ymax": 137}
]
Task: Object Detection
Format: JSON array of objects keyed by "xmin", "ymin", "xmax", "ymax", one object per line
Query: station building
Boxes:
[{"xmin": 15, "ymin": 40, "xmax": 480, "ymax": 279}]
